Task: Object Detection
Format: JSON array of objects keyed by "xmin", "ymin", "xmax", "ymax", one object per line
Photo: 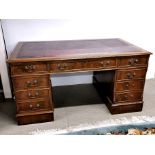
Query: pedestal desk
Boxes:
[{"xmin": 8, "ymin": 38, "xmax": 151, "ymax": 125}]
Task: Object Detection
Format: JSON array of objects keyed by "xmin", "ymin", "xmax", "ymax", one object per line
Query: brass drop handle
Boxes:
[
  {"xmin": 129, "ymin": 58, "xmax": 139, "ymax": 66},
  {"xmin": 124, "ymin": 82, "xmax": 135, "ymax": 89},
  {"xmin": 24, "ymin": 65, "xmax": 36, "ymax": 72},
  {"xmin": 26, "ymin": 80, "xmax": 38, "ymax": 87},
  {"xmin": 28, "ymin": 91, "xmax": 39, "ymax": 99},
  {"xmin": 58, "ymin": 63, "xmax": 68, "ymax": 70},
  {"xmin": 29, "ymin": 103, "xmax": 41, "ymax": 110},
  {"xmin": 126, "ymin": 72, "xmax": 136, "ymax": 79},
  {"xmin": 100, "ymin": 60, "xmax": 110, "ymax": 66},
  {"xmin": 127, "ymin": 73, "xmax": 133, "ymax": 79},
  {"xmin": 105, "ymin": 60, "xmax": 110, "ymax": 65}
]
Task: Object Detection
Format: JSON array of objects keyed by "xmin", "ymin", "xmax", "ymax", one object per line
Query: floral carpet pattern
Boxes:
[
  {"xmin": 30, "ymin": 116, "xmax": 155, "ymax": 135},
  {"xmin": 107, "ymin": 128, "xmax": 155, "ymax": 135},
  {"xmin": 65, "ymin": 122, "xmax": 155, "ymax": 135}
]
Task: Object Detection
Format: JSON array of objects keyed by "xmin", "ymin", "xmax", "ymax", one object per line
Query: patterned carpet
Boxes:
[
  {"xmin": 65, "ymin": 122, "xmax": 155, "ymax": 135},
  {"xmin": 30, "ymin": 116, "xmax": 155, "ymax": 135}
]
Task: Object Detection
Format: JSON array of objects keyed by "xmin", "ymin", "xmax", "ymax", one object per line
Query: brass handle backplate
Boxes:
[
  {"xmin": 27, "ymin": 92, "xmax": 39, "ymax": 99},
  {"xmin": 26, "ymin": 79, "xmax": 38, "ymax": 87},
  {"xmin": 57, "ymin": 63, "xmax": 68, "ymax": 70},
  {"xmin": 126, "ymin": 72, "xmax": 136, "ymax": 79},
  {"xmin": 24, "ymin": 64, "xmax": 36, "ymax": 72},
  {"xmin": 100, "ymin": 60, "xmax": 110, "ymax": 67},
  {"xmin": 29, "ymin": 103, "xmax": 42, "ymax": 110},
  {"xmin": 129, "ymin": 58, "xmax": 139, "ymax": 66},
  {"xmin": 124, "ymin": 82, "xmax": 135, "ymax": 89}
]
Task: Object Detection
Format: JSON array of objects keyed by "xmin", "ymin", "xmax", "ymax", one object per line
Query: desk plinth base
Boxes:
[
  {"xmin": 105, "ymin": 98, "xmax": 143, "ymax": 114},
  {"xmin": 16, "ymin": 111, "xmax": 54, "ymax": 125}
]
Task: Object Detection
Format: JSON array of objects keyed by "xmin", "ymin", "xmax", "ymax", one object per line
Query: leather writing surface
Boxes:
[{"xmin": 16, "ymin": 39, "xmax": 147, "ymax": 59}]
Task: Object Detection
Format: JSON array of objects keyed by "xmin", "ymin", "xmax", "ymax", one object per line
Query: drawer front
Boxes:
[
  {"xmin": 16, "ymin": 98, "xmax": 52, "ymax": 113},
  {"xmin": 118, "ymin": 55, "xmax": 149, "ymax": 67},
  {"xmin": 116, "ymin": 68, "xmax": 147, "ymax": 81},
  {"xmin": 50, "ymin": 58, "xmax": 116, "ymax": 72},
  {"xmin": 115, "ymin": 91, "xmax": 143, "ymax": 103},
  {"xmin": 13, "ymin": 75, "xmax": 50, "ymax": 90},
  {"xmin": 115, "ymin": 80, "xmax": 145, "ymax": 92},
  {"xmin": 50, "ymin": 61, "xmax": 82, "ymax": 72},
  {"xmin": 15, "ymin": 88, "xmax": 50, "ymax": 101},
  {"xmin": 11, "ymin": 62, "xmax": 48, "ymax": 75},
  {"xmin": 84, "ymin": 58, "xmax": 116, "ymax": 69}
]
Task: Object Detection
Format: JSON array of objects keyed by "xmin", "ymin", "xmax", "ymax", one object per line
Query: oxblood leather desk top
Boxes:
[
  {"xmin": 8, "ymin": 38, "xmax": 151, "ymax": 62},
  {"xmin": 8, "ymin": 38, "xmax": 152, "ymax": 125}
]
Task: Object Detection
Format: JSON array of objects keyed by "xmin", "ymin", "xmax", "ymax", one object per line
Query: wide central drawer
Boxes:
[
  {"xmin": 116, "ymin": 68, "xmax": 147, "ymax": 81},
  {"xmin": 50, "ymin": 58, "xmax": 117, "ymax": 72},
  {"xmin": 12, "ymin": 75, "xmax": 50, "ymax": 90}
]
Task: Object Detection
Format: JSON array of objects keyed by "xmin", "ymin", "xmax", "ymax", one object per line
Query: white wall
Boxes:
[
  {"xmin": 1, "ymin": 19, "xmax": 155, "ymax": 86},
  {"xmin": 0, "ymin": 22, "xmax": 12, "ymax": 98}
]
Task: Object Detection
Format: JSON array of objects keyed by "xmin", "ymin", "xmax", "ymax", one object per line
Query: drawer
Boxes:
[
  {"xmin": 84, "ymin": 58, "xmax": 116, "ymax": 69},
  {"xmin": 115, "ymin": 80, "xmax": 145, "ymax": 92},
  {"xmin": 50, "ymin": 60, "xmax": 82, "ymax": 72},
  {"xmin": 116, "ymin": 68, "xmax": 147, "ymax": 81},
  {"xmin": 12, "ymin": 75, "xmax": 50, "ymax": 90},
  {"xmin": 11, "ymin": 62, "xmax": 48, "ymax": 75},
  {"xmin": 15, "ymin": 88, "xmax": 51, "ymax": 101},
  {"xmin": 118, "ymin": 55, "xmax": 149, "ymax": 67},
  {"xmin": 50, "ymin": 58, "xmax": 116, "ymax": 72},
  {"xmin": 16, "ymin": 98, "xmax": 52, "ymax": 113},
  {"xmin": 115, "ymin": 91, "xmax": 143, "ymax": 103}
]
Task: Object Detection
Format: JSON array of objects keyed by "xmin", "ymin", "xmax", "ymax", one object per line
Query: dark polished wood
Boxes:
[
  {"xmin": 17, "ymin": 112, "xmax": 54, "ymax": 125},
  {"xmin": 8, "ymin": 38, "xmax": 152, "ymax": 125},
  {"xmin": 11, "ymin": 62, "xmax": 49, "ymax": 75},
  {"xmin": 15, "ymin": 88, "xmax": 51, "ymax": 101},
  {"xmin": 16, "ymin": 98, "xmax": 53, "ymax": 113},
  {"xmin": 12, "ymin": 75, "xmax": 50, "ymax": 90},
  {"xmin": 115, "ymin": 80, "xmax": 145, "ymax": 92},
  {"xmin": 50, "ymin": 58, "xmax": 117, "ymax": 73},
  {"xmin": 116, "ymin": 68, "xmax": 147, "ymax": 81}
]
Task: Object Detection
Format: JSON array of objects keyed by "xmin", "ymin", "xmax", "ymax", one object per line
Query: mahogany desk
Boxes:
[{"xmin": 8, "ymin": 38, "xmax": 151, "ymax": 125}]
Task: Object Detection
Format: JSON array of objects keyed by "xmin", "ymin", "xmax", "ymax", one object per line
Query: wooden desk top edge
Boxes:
[{"xmin": 8, "ymin": 38, "xmax": 152, "ymax": 63}]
